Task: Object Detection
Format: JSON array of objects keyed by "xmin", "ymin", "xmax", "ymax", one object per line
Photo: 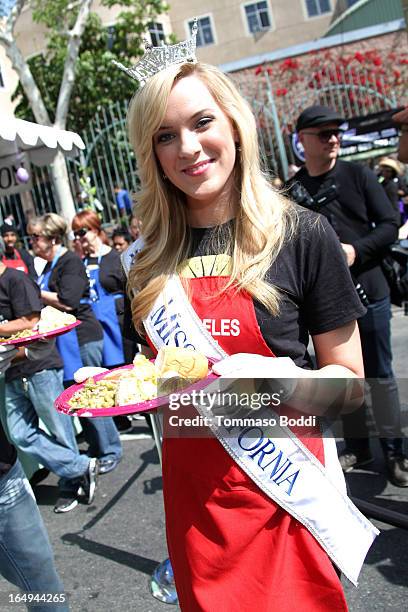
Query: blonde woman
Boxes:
[{"xmin": 123, "ymin": 59, "xmax": 377, "ymax": 611}]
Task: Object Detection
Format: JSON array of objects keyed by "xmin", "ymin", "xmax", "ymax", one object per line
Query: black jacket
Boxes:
[{"xmin": 289, "ymin": 159, "xmax": 399, "ymax": 301}]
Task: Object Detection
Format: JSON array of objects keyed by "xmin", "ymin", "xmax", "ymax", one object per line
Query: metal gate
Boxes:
[
  {"xmin": 66, "ymin": 101, "xmax": 139, "ymax": 226},
  {"xmin": 0, "ymin": 164, "xmax": 59, "ymax": 248},
  {"xmin": 232, "ymin": 58, "xmax": 403, "ymax": 180}
]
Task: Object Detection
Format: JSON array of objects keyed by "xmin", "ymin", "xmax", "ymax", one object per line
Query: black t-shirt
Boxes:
[
  {"xmin": 44, "ymin": 250, "xmax": 103, "ymax": 345},
  {"xmin": 85, "ymin": 249, "xmax": 124, "ymax": 294},
  {"xmin": 291, "ymin": 160, "xmax": 399, "ymax": 301},
  {"xmin": 124, "ymin": 212, "xmax": 365, "ymax": 369},
  {"xmin": 0, "ymin": 422, "xmax": 17, "ymax": 470},
  {"xmin": 0, "ymin": 268, "xmax": 63, "ymax": 381},
  {"xmin": 3, "ymin": 248, "xmax": 36, "ymax": 278}
]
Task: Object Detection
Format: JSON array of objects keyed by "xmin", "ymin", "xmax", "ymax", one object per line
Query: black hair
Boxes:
[{"xmin": 112, "ymin": 228, "xmax": 132, "ymax": 243}]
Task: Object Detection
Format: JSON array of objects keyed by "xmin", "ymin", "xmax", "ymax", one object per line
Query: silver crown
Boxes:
[{"xmin": 113, "ymin": 18, "xmax": 198, "ymax": 88}]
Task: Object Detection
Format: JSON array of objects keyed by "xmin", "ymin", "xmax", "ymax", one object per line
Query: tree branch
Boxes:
[
  {"xmin": 54, "ymin": 0, "xmax": 93, "ymax": 127},
  {"xmin": 0, "ymin": 0, "xmax": 51, "ymax": 124}
]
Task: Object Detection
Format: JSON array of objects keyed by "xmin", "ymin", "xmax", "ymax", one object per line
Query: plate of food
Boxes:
[
  {"xmin": 55, "ymin": 347, "xmax": 218, "ymax": 417},
  {"xmin": 0, "ymin": 306, "xmax": 80, "ymax": 347}
]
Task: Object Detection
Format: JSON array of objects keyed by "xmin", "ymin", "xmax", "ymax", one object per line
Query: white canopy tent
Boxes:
[
  {"xmin": 0, "ymin": 117, "xmax": 85, "ymax": 219},
  {"xmin": 0, "ymin": 117, "xmax": 85, "ymax": 165}
]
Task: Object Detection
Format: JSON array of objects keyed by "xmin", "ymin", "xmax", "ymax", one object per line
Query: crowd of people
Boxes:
[
  {"xmin": 0, "ymin": 212, "xmax": 143, "ymax": 516},
  {"xmin": 1, "ymin": 29, "xmax": 408, "ymax": 612}
]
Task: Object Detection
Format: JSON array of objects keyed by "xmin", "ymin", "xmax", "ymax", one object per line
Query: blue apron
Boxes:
[
  {"xmin": 38, "ymin": 248, "xmax": 83, "ymax": 381},
  {"xmin": 84, "ymin": 253, "xmax": 125, "ymax": 367}
]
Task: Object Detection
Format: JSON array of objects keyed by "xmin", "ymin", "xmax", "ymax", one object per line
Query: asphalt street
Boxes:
[{"xmin": 1, "ymin": 307, "xmax": 407, "ymax": 612}]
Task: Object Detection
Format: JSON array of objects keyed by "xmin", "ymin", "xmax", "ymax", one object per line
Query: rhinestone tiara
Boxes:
[{"xmin": 112, "ymin": 18, "xmax": 198, "ymax": 88}]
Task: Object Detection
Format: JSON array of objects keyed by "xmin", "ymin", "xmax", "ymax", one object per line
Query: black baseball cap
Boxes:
[
  {"xmin": 296, "ymin": 105, "xmax": 346, "ymax": 132},
  {"xmin": 0, "ymin": 222, "xmax": 18, "ymax": 236}
]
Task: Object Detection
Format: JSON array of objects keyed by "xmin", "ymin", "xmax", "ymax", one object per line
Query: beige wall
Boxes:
[
  {"xmin": 14, "ymin": 2, "xmax": 172, "ymax": 58},
  {"xmin": 16, "ymin": 4, "xmax": 49, "ymax": 58},
  {"xmin": 0, "ymin": 47, "xmax": 19, "ymax": 115},
  {"xmin": 9, "ymin": 0, "xmax": 335, "ymax": 67},
  {"xmin": 169, "ymin": 0, "xmax": 333, "ymax": 65}
]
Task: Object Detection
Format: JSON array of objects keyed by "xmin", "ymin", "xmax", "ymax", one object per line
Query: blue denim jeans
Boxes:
[
  {"xmin": 343, "ymin": 296, "xmax": 403, "ymax": 456},
  {"xmin": 5, "ymin": 369, "xmax": 89, "ymax": 487},
  {"xmin": 0, "ymin": 460, "xmax": 69, "ymax": 611},
  {"xmin": 79, "ymin": 341, "xmax": 122, "ymax": 461}
]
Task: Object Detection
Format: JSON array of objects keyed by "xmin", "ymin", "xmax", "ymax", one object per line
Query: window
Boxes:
[
  {"xmin": 305, "ymin": 0, "xmax": 331, "ymax": 18},
  {"xmin": 244, "ymin": 1, "xmax": 271, "ymax": 34},
  {"xmin": 346, "ymin": 0, "xmax": 360, "ymax": 6},
  {"xmin": 188, "ymin": 16, "xmax": 214, "ymax": 47},
  {"xmin": 148, "ymin": 22, "xmax": 165, "ymax": 47},
  {"xmin": 107, "ymin": 25, "xmax": 116, "ymax": 51}
]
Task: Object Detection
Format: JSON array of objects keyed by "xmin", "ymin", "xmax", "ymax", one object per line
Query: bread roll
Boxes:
[
  {"xmin": 155, "ymin": 347, "xmax": 209, "ymax": 381},
  {"xmin": 38, "ymin": 305, "xmax": 76, "ymax": 333}
]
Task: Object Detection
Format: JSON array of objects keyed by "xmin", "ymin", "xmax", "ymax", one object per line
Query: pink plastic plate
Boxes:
[
  {"xmin": 54, "ymin": 362, "xmax": 219, "ymax": 417},
  {"xmin": 0, "ymin": 320, "xmax": 81, "ymax": 347}
]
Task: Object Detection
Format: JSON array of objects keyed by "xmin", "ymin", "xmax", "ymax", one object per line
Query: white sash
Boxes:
[
  {"xmin": 122, "ymin": 243, "xmax": 379, "ymax": 585},
  {"xmin": 121, "ymin": 237, "xmax": 145, "ymax": 278}
]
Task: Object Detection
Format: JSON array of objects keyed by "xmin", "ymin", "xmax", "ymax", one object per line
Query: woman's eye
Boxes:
[
  {"xmin": 196, "ymin": 117, "xmax": 213, "ymax": 129},
  {"xmin": 157, "ymin": 133, "xmax": 174, "ymax": 144}
]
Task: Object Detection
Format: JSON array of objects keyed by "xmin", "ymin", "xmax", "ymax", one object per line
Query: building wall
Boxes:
[
  {"xmin": 0, "ymin": 47, "xmax": 18, "ymax": 115},
  {"xmin": 13, "ymin": 0, "xmax": 333, "ymax": 63},
  {"xmin": 14, "ymin": 2, "xmax": 172, "ymax": 58},
  {"xmin": 169, "ymin": 0, "xmax": 333, "ymax": 65}
]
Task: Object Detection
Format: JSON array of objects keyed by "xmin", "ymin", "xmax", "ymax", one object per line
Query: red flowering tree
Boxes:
[{"xmin": 231, "ymin": 43, "xmax": 408, "ymax": 176}]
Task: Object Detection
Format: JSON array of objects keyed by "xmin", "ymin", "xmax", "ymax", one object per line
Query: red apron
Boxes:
[
  {"xmin": 155, "ymin": 276, "xmax": 348, "ymax": 612},
  {"xmin": 2, "ymin": 249, "xmax": 28, "ymax": 274}
]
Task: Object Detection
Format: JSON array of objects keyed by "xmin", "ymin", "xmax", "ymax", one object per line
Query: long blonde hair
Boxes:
[{"xmin": 127, "ymin": 62, "xmax": 297, "ymax": 331}]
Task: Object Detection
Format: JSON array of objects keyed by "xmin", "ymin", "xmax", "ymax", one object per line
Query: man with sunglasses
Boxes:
[{"xmin": 289, "ymin": 104, "xmax": 408, "ymax": 487}]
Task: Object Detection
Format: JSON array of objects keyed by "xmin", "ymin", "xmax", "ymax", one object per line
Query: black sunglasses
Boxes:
[
  {"xmin": 28, "ymin": 233, "xmax": 44, "ymax": 240},
  {"xmin": 73, "ymin": 227, "xmax": 88, "ymax": 239},
  {"xmin": 302, "ymin": 129, "xmax": 343, "ymax": 143}
]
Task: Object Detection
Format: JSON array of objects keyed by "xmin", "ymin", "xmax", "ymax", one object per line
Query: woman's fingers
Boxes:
[{"xmin": 73, "ymin": 366, "xmax": 108, "ymax": 383}]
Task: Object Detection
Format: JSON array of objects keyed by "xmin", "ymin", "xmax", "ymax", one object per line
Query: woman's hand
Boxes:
[
  {"xmin": 212, "ymin": 354, "xmax": 300, "ymax": 378},
  {"xmin": 212, "ymin": 354, "xmax": 302, "ymax": 403},
  {"xmin": 211, "ymin": 335, "xmax": 364, "ymax": 418},
  {"xmin": 74, "ymin": 367, "xmax": 108, "ymax": 383}
]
